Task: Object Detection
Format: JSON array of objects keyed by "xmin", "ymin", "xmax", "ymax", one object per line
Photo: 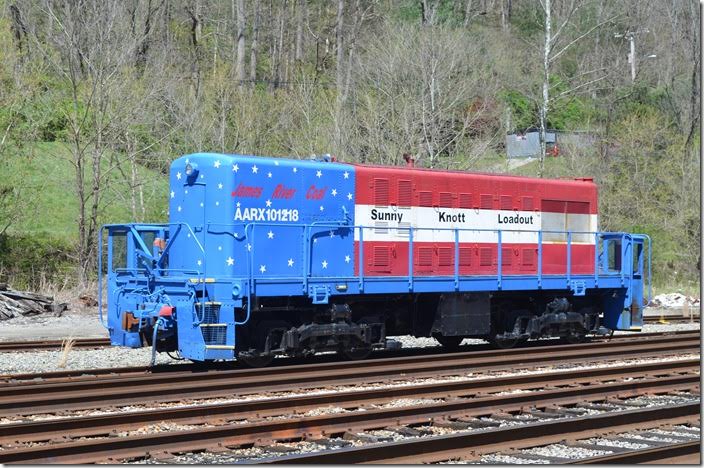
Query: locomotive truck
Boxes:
[{"xmin": 99, "ymin": 153, "xmax": 651, "ymax": 366}]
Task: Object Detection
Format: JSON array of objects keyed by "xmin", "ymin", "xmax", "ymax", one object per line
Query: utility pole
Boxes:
[{"xmin": 615, "ymin": 29, "xmax": 652, "ymax": 84}]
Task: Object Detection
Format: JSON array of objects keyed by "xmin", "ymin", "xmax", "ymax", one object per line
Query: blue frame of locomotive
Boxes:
[{"xmin": 98, "ymin": 153, "xmax": 651, "ymax": 363}]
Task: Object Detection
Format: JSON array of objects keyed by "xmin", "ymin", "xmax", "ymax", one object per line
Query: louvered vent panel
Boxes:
[
  {"xmin": 522, "ymin": 196, "xmax": 534, "ymax": 211},
  {"xmin": 398, "ymin": 180, "xmax": 412, "ymax": 207},
  {"xmin": 500, "ymin": 195, "xmax": 512, "ymax": 210},
  {"xmin": 522, "ymin": 248, "xmax": 534, "ymax": 266},
  {"xmin": 419, "ymin": 191, "xmax": 433, "ymax": 207},
  {"xmin": 480, "ymin": 248, "xmax": 493, "ymax": 266},
  {"xmin": 373, "ymin": 246, "xmax": 390, "ymax": 267},
  {"xmin": 459, "ymin": 247, "xmax": 472, "ymax": 266},
  {"xmin": 439, "ymin": 192, "xmax": 453, "ymax": 207},
  {"xmin": 418, "ymin": 247, "xmax": 433, "ymax": 266},
  {"xmin": 502, "ymin": 248, "xmax": 512, "ymax": 266},
  {"xmin": 480, "ymin": 194, "xmax": 493, "ymax": 209},
  {"xmin": 374, "ymin": 178, "xmax": 389, "ymax": 206},
  {"xmin": 438, "ymin": 247, "xmax": 453, "ymax": 266},
  {"xmin": 459, "ymin": 193, "xmax": 472, "ymax": 209}
]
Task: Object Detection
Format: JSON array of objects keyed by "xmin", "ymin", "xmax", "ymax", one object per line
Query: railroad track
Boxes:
[
  {"xmin": 0, "ymin": 337, "xmax": 110, "ymax": 352},
  {"xmin": 0, "ymin": 359, "xmax": 698, "ymax": 464},
  {"xmin": 0, "ymin": 329, "xmax": 695, "ymax": 384},
  {"xmin": 260, "ymin": 402, "xmax": 700, "ymax": 464},
  {"xmin": 0, "ymin": 332, "xmax": 698, "ymax": 416}
]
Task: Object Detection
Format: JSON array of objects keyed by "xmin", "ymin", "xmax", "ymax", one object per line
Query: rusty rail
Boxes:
[
  {"xmin": 1, "ymin": 383, "xmax": 698, "ymax": 464},
  {"xmin": 0, "ymin": 334, "xmax": 698, "ymax": 416}
]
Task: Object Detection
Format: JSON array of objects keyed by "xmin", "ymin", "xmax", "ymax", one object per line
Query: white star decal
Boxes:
[
  {"xmin": 267, "ymin": 230, "xmax": 275, "ymax": 239},
  {"xmin": 200, "ymin": 174, "xmax": 204, "ymax": 179},
  {"xmin": 199, "ymin": 202, "xmax": 204, "ymax": 207},
  {"xmin": 252, "ymin": 165, "xmax": 258, "ymax": 174},
  {"xmin": 197, "ymin": 260, "xmax": 202, "ymax": 266},
  {"xmin": 293, "ymin": 167, "xmax": 298, "ymax": 173},
  {"xmin": 226, "ymin": 257, "xmax": 234, "ymax": 266},
  {"xmin": 185, "ymin": 158, "xmax": 190, "ymax": 164},
  {"xmin": 329, "ymin": 230, "xmax": 335, "ymax": 237},
  {"xmin": 176, "ymin": 172, "xmax": 182, "ymax": 180},
  {"xmin": 236, "ymin": 202, "xmax": 241, "ymax": 207},
  {"xmin": 170, "ymin": 190, "xmax": 175, "ymax": 198},
  {"xmin": 218, "ymin": 183, "xmax": 223, "ymax": 189},
  {"xmin": 321, "ymin": 260, "xmax": 328, "ymax": 269},
  {"xmin": 267, "ymin": 172, "xmax": 272, "ymax": 178},
  {"xmin": 177, "ymin": 206, "xmax": 182, "ymax": 212},
  {"xmin": 320, "ymin": 205, "xmax": 324, "ymax": 211},
  {"xmin": 259, "ymin": 264, "xmax": 266, "ymax": 273},
  {"xmin": 187, "ymin": 233, "xmax": 191, "ymax": 238},
  {"xmin": 214, "ymin": 160, "xmax": 221, "ymax": 168},
  {"xmin": 215, "ymin": 201, "xmax": 220, "ymax": 206},
  {"xmin": 316, "ymin": 170, "xmax": 322, "ymax": 178},
  {"xmin": 218, "ymin": 246, "xmax": 222, "ymax": 251},
  {"xmin": 331, "ymin": 189, "xmax": 337, "ymax": 197},
  {"xmin": 313, "ymin": 238, "xmax": 317, "ymax": 243},
  {"xmin": 234, "ymin": 232, "xmax": 239, "ymax": 238},
  {"xmin": 266, "ymin": 199, "xmax": 272, "ymax": 207},
  {"xmin": 247, "ymin": 243, "xmax": 252, "ymax": 251},
  {"xmin": 232, "ymin": 163, "xmax": 239, "ymax": 172},
  {"xmin": 274, "ymin": 160, "xmax": 280, "ymax": 166},
  {"xmin": 287, "ymin": 258, "xmax": 294, "ymax": 267},
  {"xmin": 343, "ymin": 171, "xmax": 349, "ymax": 179},
  {"xmin": 347, "ymin": 193, "xmax": 353, "ymax": 200},
  {"xmin": 185, "ymin": 189, "xmax": 188, "ymax": 194},
  {"xmin": 345, "ymin": 255, "xmax": 351, "ymax": 263}
]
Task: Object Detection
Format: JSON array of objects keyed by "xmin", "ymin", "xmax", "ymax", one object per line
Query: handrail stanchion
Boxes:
[
  {"xmin": 303, "ymin": 225, "xmax": 310, "ymax": 292},
  {"xmin": 537, "ymin": 230, "xmax": 543, "ymax": 288},
  {"xmin": 359, "ymin": 226, "xmax": 365, "ymax": 292},
  {"xmin": 594, "ymin": 232, "xmax": 599, "ymax": 287},
  {"xmin": 454, "ymin": 228, "xmax": 459, "ymax": 290},
  {"xmin": 566, "ymin": 231, "xmax": 572, "ymax": 285},
  {"xmin": 408, "ymin": 226, "xmax": 414, "ymax": 291},
  {"xmin": 497, "ymin": 230, "xmax": 502, "ymax": 289}
]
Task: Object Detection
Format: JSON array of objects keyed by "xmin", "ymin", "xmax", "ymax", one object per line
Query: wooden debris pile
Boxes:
[{"xmin": 0, "ymin": 283, "xmax": 68, "ymax": 321}]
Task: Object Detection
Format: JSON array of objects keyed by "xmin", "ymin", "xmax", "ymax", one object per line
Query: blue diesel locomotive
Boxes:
[{"xmin": 99, "ymin": 153, "xmax": 650, "ymax": 365}]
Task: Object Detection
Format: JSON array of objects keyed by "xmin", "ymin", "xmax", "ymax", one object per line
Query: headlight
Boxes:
[{"xmin": 185, "ymin": 162, "xmax": 199, "ymax": 178}]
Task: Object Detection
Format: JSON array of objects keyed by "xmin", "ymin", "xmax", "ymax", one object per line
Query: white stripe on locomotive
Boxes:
[{"xmin": 353, "ymin": 205, "xmax": 597, "ymax": 244}]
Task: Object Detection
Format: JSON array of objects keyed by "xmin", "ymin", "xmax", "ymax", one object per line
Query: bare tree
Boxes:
[
  {"xmin": 234, "ymin": 0, "xmax": 246, "ymax": 83},
  {"xmin": 535, "ymin": 0, "xmax": 619, "ymax": 176},
  {"xmin": 250, "ymin": 0, "xmax": 260, "ymax": 82}
]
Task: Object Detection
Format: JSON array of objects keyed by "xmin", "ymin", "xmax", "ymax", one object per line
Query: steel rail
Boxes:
[
  {"xmin": 571, "ymin": 440, "xmax": 701, "ymax": 464},
  {"xmin": 0, "ymin": 372, "xmax": 698, "ymax": 464},
  {"xmin": 0, "ymin": 330, "xmax": 695, "ymax": 384},
  {"xmin": 0, "ymin": 338, "xmax": 111, "ymax": 352},
  {"xmin": 0, "ymin": 359, "xmax": 697, "ymax": 445},
  {"xmin": 0, "ymin": 375, "xmax": 698, "ymax": 464},
  {"xmin": 0, "ymin": 336, "xmax": 698, "ymax": 416},
  {"xmin": 260, "ymin": 403, "xmax": 700, "ymax": 464}
]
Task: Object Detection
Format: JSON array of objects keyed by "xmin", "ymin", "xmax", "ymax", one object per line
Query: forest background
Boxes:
[{"xmin": 0, "ymin": 0, "xmax": 699, "ymax": 295}]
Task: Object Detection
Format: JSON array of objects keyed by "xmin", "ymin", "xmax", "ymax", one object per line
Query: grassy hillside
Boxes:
[
  {"xmin": 6, "ymin": 142, "xmax": 168, "ymax": 240},
  {"xmin": 0, "ymin": 142, "xmax": 169, "ymax": 288}
]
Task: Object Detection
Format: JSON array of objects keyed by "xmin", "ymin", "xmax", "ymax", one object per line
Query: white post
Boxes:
[{"xmin": 628, "ymin": 34, "xmax": 636, "ymax": 83}]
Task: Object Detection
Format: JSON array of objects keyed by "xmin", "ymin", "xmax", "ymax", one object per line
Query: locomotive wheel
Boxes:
[
  {"xmin": 341, "ymin": 345, "xmax": 372, "ymax": 361},
  {"xmin": 238, "ymin": 352, "xmax": 274, "ymax": 368},
  {"xmin": 435, "ymin": 335, "xmax": 464, "ymax": 350},
  {"xmin": 491, "ymin": 335, "xmax": 525, "ymax": 349},
  {"xmin": 562, "ymin": 333, "xmax": 586, "ymax": 344}
]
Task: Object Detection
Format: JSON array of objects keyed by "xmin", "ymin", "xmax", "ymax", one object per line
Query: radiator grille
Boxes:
[{"xmin": 196, "ymin": 303, "xmax": 226, "ymax": 345}]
